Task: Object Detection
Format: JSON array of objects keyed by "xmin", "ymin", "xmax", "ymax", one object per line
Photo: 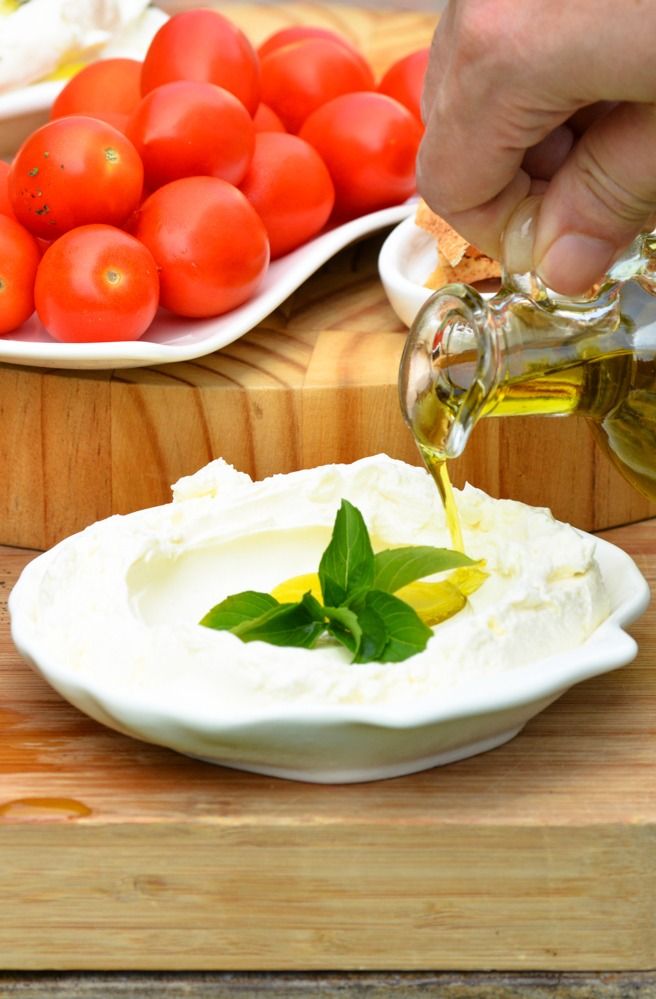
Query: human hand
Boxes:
[{"xmin": 417, "ymin": 0, "xmax": 656, "ymax": 295}]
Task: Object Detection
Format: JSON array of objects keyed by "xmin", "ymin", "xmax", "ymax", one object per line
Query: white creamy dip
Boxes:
[{"xmin": 18, "ymin": 455, "xmax": 610, "ymax": 710}]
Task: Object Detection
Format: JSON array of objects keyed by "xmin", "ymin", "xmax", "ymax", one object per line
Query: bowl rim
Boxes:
[{"xmin": 9, "ymin": 527, "xmax": 650, "ymax": 733}]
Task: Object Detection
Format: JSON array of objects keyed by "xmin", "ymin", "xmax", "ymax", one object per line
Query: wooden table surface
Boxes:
[
  {"xmin": 1, "ymin": 517, "xmax": 655, "ymax": 980},
  {"xmin": 2, "ymin": 0, "xmax": 656, "ymax": 993}
]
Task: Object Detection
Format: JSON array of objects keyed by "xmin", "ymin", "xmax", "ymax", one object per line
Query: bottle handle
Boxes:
[
  {"xmin": 632, "ymin": 232, "xmax": 656, "ymax": 296},
  {"xmin": 399, "ymin": 283, "xmax": 498, "ymax": 459},
  {"xmin": 601, "ymin": 230, "xmax": 656, "ymax": 296}
]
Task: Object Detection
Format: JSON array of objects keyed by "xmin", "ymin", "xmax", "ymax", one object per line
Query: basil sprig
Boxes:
[{"xmin": 200, "ymin": 499, "xmax": 476, "ymax": 663}]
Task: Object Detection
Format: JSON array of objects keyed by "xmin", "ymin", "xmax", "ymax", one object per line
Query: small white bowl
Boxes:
[
  {"xmin": 378, "ymin": 213, "xmax": 437, "ymax": 327},
  {"xmin": 378, "ymin": 214, "xmax": 501, "ymax": 328}
]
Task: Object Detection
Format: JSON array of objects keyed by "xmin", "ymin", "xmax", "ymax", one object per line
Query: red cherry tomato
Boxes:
[
  {"xmin": 377, "ymin": 48, "xmax": 429, "ymax": 124},
  {"xmin": 0, "ymin": 215, "xmax": 41, "ymax": 334},
  {"xmin": 34, "ymin": 224, "xmax": 159, "ymax": 343},
  {"xmin": 0, "ymin": 161, "xmax": 15, "ymax": 218},
  {"xmin": 141, "ymin": 9, "xmax": 260, "ymax": 115},
  {"xmin": 299, "ymin": 92, "xmax": 422, "ymax": 219},
  {"xmin": 51, "ymin": 58, "xmax": 143, "ymax": 126},
  {"xmin": 128, "ymin": 81, "xmax": 255, "ymax": 189},
  {"xmin": 134, "ymin": 176, "xmax": 269, "ymax": 318},
  {"xmin": 257, "ymin": 26, "xmax": 357, "ymax": 60},
  {"xmin": 259, "ymin": 38, "xmax": 375, "ymax": 133},
  {"xmin": 253, "ymin": 103, "xmax": 286, "ymax": 133},
  {"xmin": 240, "ymin": 133, "xmax": 334, "ymax": 258},
  {"xmin": 9, "ymin": 116, "xmax": 143, "ymax": 240}
]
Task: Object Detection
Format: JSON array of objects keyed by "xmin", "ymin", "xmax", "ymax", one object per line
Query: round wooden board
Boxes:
[
  {"xmin": 2, "ymin": 231, "xmax": 654, "ymax": 550},
  {"xmin": 1, "ymin": 2, "xmax": 654, "ymax": 549}
]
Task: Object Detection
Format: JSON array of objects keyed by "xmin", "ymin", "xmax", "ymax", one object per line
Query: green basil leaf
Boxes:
[
  {"xmin": 300, "ymin": 592, "xmax": 327, "ymax": 622},
  {"xmin": 199, "ymin": 591, "xmax": 279, "ymax": 630},
  {"xmin": 373, "ymin": 546, "xmax": 476, "ymax": 593},
  {"xmin": 233, "ymin": 601, "xmax": 324, "ymax": 648},
  {"xmin": 361, "ymin": 589, "xmax": 433, "ymax": 663},
  {"xmin": 353, "ymin": 601, "xmax": 389, "ymax": 664},
  {"xmin": 323, "ymin": 604, "xmax": 363, "ymax": 655},
  {"xmin": 318, "ymin": 499, "xmax": 375, "ymax": 607}
]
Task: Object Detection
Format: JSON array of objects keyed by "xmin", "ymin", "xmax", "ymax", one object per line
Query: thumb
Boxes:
[{"xmin": 533, "ymin": 102, "xmax": 656, "ymax": 295}]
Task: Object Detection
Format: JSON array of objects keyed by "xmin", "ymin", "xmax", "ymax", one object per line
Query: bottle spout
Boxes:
[{"xmin": 399, "ymin": 283, "xmax": 498, "ymax": 459}]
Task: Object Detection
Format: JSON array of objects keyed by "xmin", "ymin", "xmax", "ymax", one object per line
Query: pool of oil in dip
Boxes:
[{"xmin": 411, "ymin": 349, "xmax": 656, "ymax": 544}]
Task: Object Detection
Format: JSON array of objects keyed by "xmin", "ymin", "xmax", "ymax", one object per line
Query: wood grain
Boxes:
[
  {"xmin": 1, "ymin": 518, "xmax": 655, "ymax": 971},
  {"xmin": 2, "ymin": 231, "xmax": 655, "ymax": 549},
  {"xmin": 2, "ymin": 2, "xmax": 656, "ymax": 548}
]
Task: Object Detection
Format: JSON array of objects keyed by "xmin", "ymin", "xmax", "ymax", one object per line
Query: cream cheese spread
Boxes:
[
  {"xmin": 19, "ymin": 454, "xmax": 611, "ymax": 710},
  {"xmin": 0, "ymin": 0, "xmax": 151, "ymax": 93}
]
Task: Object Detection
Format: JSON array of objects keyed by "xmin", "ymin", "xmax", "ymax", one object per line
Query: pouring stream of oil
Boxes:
[{"xmin": 420, "ymin": 448, "xmax": 464, "ymax": 552}]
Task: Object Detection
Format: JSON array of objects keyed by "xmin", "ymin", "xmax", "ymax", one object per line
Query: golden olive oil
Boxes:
[
  {"xmin": 419, "ymin": 446, "xmax": 464, "ymax": 552},
  {"xmin": 411, "ymin": 348, "xmax": 656, "ymax": 544}
]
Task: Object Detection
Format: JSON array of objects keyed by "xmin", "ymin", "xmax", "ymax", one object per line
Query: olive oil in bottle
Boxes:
[
  {"xmin": 409, "ymin": 346, "xmax": 656, "ymax": 547},
  {"xmin": 399, "ymin": 234, "xmax": 656, "ymax": 542}
]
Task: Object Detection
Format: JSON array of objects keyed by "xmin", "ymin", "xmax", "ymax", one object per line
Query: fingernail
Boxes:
[
  {"xmin": 537, "ymin": 233, "xmax": 615, "ymax": 295},
  {"xmin": 502, "ymin": 195, "xmax": 542, "ymax": 276}
]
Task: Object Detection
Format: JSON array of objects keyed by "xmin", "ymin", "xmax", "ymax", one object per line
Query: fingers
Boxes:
[
  {"xmin": 416, "ymin": 2, "xmax": 577, "ymax": 257},
  {"xmin": 417, "ymin": 0, "xmax": 656, "ymax": 287},
  {"xmin": 534, "ymin": 102, "xmax": 656, "ymax": 294},
  {"xmin": 521, "ymin": 126, "xmax": 574, "ymax": 181},
  {"xmin": 420, "ymin": 170, "xmax": 532, "ymax": 260}
]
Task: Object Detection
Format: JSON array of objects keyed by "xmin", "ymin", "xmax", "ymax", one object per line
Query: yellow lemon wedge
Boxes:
[
  {"xmin": 271, "ymin": 572, "xmax": 322, "ymax": 603},
  {"xmin": 0, "ymin": 1, "xmax": 21, "ymax": 15}
]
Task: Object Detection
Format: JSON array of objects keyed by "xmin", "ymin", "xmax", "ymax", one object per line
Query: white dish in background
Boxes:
[
  {"xmin": 0, "ymin": 6, "xmax": 169, "ymax": 158},
  {"xmin": 0, "ymin": 202, "xmax": 415, "ymax": 370},
  {"xmin": 9, "ymin": 457, "xmax": 650, "ymax": 784},
  {"xmin": 378, "ymin": 213, "xmax": 438, "ymax": 327}
]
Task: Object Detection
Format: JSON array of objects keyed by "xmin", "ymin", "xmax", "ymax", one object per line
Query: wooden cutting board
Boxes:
[
  {"xmin": 1, "ymin": 0, "xmax": 655, "ymax": 551},
  {"xmin": 1, "ymin": 517, "xmax": 655, "ymax": 971},
  {"xmin": 2, "ymin": 230, "xmax": 655, "ymax": 550}
]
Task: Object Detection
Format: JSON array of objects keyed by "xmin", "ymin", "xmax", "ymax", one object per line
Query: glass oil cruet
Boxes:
[{"xmin": 398, "ymin": 198, "xmax": 656, "ymax": 548}]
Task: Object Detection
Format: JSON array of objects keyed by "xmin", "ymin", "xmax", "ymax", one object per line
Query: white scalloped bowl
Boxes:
[{"xmin": 9, "ymin": 459, "xmax": 650, "ymax": 784}]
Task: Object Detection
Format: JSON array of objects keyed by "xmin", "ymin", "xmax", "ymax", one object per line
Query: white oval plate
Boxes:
[
  {"xmin": 9, "ymin": 460, "xmax": 651, "ymax": 784},
  {"xmin": 0, "ymin": 202, "xmax": 415, "ymax": 370}
]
